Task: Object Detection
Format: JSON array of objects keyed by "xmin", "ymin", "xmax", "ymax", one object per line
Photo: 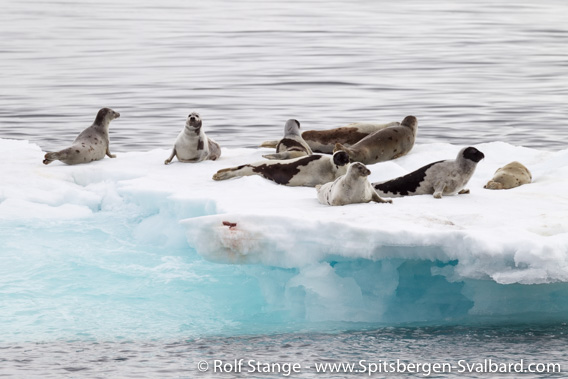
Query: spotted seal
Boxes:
[
  {"xmin": 43, "ymin": 108, "xmax": 119, "ymax": 165},
  {"xmin": 484, "ymin": 161, "xmax": 531, "ymax": 190},
  {"xmin": 316, "ymin": 162, "xmax": 392, "ymax": 206},
  {"xmin": 212, "ymin": 150, "xmax": 350, "ymax": 187},
  {"xmin": 373, "ymin": 146, "xmax": 485, "ymax": 199},
  {"xmin": 262, "ymin": 119, "xmax": 312, "ymax": 160},
  {"xmin": 333, "ymin": 116, "xmax": 418, "ymax": 165},
  {"xmin": 164, "ymin": 112, "xmax": 221, "ymax": 164},
  {"xmin": 260, "ymin": 121, "xmax": 399, "ymax": 154}
]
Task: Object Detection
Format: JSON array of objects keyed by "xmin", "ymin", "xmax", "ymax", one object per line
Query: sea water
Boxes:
[{"xmin": 1, "ymin": 0, "xmax": 568, "ymax": 377}]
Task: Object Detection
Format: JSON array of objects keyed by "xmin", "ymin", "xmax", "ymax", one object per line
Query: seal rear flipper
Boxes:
[
  {"xmin": 260, "ymin": 140, "xmax": 279, "ymax": 148},
  {"xmin": 213, "ymin": 165, "xmax": 253, "ymax": 181},
  {"xmin": 43, "ymin": 151, "xmax": 61, "ymax": 165},
  {"xmin": 262, "ymin": 151, "xmax": 307, "ymax": 160}
]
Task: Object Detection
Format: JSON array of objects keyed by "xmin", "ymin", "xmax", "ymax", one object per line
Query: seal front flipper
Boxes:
[
  {"xmin": 372, "ymin": 190, "xmax": 392, "ymax": 204},
  {"xmin": 164, "ymin": 147, "xmax": 177, "ymax": 165},
  {"xmin": 433, "ymin": 182, "xmax": 446, "ymax": 199},
  {"xmin": 458, "ymin": 189, "xmax": 470, "ymax": 195},
  {"xmin": 106, "ymin": 146, "xmax": 116, "ymax": 158}
]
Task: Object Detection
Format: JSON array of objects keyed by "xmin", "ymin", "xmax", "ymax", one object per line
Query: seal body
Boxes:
[
  {"xmin": 43, "ymin": 108, "xmax": 120, "ymax": 165},
  {"xmin": 213, "ymin": 151, "xmax": 350, "ymax": 187},
  {"xmin": 484, "ymin": 161, "xmax": 532, "ymax": 190},
  {"xmin": 260, "ymin": 121, "xmax": 398, "ymax": 154},
  {"xmin": 262, "ymin": 119, "xmax": 312, "ymax": 160},
  {"xmin": 334, "ymin": 116, "xmax": 418, "ymax": 165},
  {"xmin": 373, "ymin": 147, "xmax": 485, "ymax": 199},
  {"xmin": 164, "ymin": 112, "xmax": 221, "ymax": 164},
  {"xmin": 316, "ymin": 162, "xmax": 392, "ymax": 206}
]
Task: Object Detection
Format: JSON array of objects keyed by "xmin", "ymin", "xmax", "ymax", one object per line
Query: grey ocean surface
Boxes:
[
  {"xmin": 1, "ymin": 0, "xmax": 567, "ymax": 152},
  {"xmin": 1, "ymin": 0, "xmax": 568, "ymax": 378}
]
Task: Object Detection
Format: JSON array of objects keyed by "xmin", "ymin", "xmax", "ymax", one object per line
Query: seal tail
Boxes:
[
  {"xmin": 259, "ymin": 140, "xmax": 279, "ymax": 148},
  {"xmin": 213, "ymin": 165, "xmax": 252, "ymax": 181},
  {"xmin": 43, "ymin": 152, "xmax": 60, "ymax": 165}
]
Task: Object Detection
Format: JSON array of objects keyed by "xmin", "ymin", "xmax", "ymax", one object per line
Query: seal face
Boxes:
[
  {"xmin": 260, "ymin": 121, "xmax": 399, "ymax": 154},
  {"xmin": 316, "ymin": 162, "xmax": 392, "ymax": 206},
  {"xmin": 333, "ymin": 116, "xmax": 418, "ymax": 165},
  {"xmin": 484, "ymin": 161, "xmax": 532, "ymax": 190},
  {"xmin": 164, "ymin": 112, "xmax": 221, "ymax": 164},
  {"xmin": 262, "ymin": 119, "xmax": 313, "ymax": 160},
  {"xmin": 212, "ymin": 151, "xmax": 351, "ymax": 187},
  {"xmin": 373, "ymin": 146, "xmax": 484, "ymax": 199},
  {"xmin": 43, "ymin": 107, "xmax": 120, "ymax": 165}
]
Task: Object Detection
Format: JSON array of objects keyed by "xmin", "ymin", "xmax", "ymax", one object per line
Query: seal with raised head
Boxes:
[
  {"xmin": 164, "ymin": 112, "xmax": 221, "ymax": 164},
  {"xmin": 260, "ymin": 121, "xmax": 399, "ymax": 154},
  {"xmin": 43, "ymin": 107, "xmax": 120, "ymax": 165},
  {"xmin": 333, "ymin": 116, "xmax": 418, "ymax": 165},
  {"xmin": 484, "ymin": 161, "xmax": 532, "ymax": 190},
  {"xmin": 212, "ymin": 150, "xmax": 350, "ymax": 187},
  {"xmin": 316, "ymin": 162, "xmax": 392, "ymax": 206},
  {"xmin": 373, "ymin": 146, "xmax": 485, "ymax": 199},
  {"xmin": 262, "ymin": 119, "xmax": 312, "ymax": 160}
]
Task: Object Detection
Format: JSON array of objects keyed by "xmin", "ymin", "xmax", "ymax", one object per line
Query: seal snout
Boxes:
[
  {"xmin": 114, "ymin": 112, "xmax": 120, "ymax": 118},
  {"xmin": 401, "ymin": 115, "xmax": 417, "ymax": 127}
]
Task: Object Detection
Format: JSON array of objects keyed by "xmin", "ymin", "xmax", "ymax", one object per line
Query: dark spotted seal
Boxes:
[
  {"xmin": 260, "ymin": 121, "xmax": 399, "ymax": 154},
  {"xmin": 334, "ymin": 116, "xmax": 418, "ymax": 165},
  {"xmin": 43, "ymin": 108, "xmax": 119, "ymax": 165}
]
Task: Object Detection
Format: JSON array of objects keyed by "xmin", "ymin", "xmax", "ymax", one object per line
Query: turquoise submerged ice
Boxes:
[{"xmin": 1, "ymin": 138, "xmax": 568, "ymax": 342}]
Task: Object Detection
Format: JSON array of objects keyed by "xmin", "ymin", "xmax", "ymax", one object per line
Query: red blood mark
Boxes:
[{"xmin": 222, "ymin": 221, "xmax": 237, "ymax": 229}]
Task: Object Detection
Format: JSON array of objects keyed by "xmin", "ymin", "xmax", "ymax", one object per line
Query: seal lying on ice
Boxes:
[
  {"xmin": 316, "ymin": 162, "xmax": 392, "ymax": 206},
  {"xmin": 484, "ymin": 161, "xmax": 532, "ymax": 190},
  {"xmin": 333, "ymin": 115, "xmax": 418, "ymax": 165},
  {"xmin": 373, "ymin": 147, "xmax": 485, "ymax": 199},
  {"xmin": 260, "ymin": 120, "xmax": 399, "ymax": 154},
  {"xmin": 213, "ymin": 150, "xmax": 350, "ymax": 187}
]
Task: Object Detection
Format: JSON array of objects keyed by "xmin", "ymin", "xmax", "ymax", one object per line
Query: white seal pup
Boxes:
[
  {"xmin": 262, "ymin": 119, "xmax": 312, "ymax": 160},
  {"xmin": 373, "ymin": 147, "xmax": 485, "ymax": 199},
  {"xmin": 334, "ymin": 116, "xmax": 418, "ymax": 165},
  {"xmin": 164, "ymin": 112, "xmax": 221, "ymax": 164},
  {"xmin": 212, "ymin": 150, "xmax": 350, "ymax": 187},
  {"xmin": 260, "ymin": 121, "xmax": 399, "ymax": 154},
  {"xmin": 484, "ymin": 161, "xmax": 532, "ymax": 190},
  {"xmin": 316, "ymin": 162, "xmax": 392, "ymax": 206},
  {"xmin": 43, "ymin": 107, "xmax": 120, "ymax": 165}
]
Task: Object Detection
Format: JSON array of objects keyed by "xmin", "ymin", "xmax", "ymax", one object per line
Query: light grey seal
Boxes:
[
  {"xmin": 333, "ymin": 116, "xmax": 418, "ymax": 165},
  {"xmin": 164, "ymin": 112, "xmax": 221, "ymax": 164},
  {"xmin": 262, "ymin": 119, "xmax": 312, "ymax": 160},
  {"xmin": 43, "ymin": 107, "xmax": 120, "ymax": 165},
  {"xmin": 260, "ymin": 121, "xmax": 398, "ymax": 154},
  {"xmin": 373, "ymin": 147, "xmax": 485, "ymax": 199},
  {"xmin": 212, "ymin": 150, "xmax": 350, "ymax": 187},
  {"xmin": 484, "ymin": 161, "xmax": 532, "ymax": 190},
  {"xmin": 316, "ymin": 162, "xmax": 392, "ymax": 206}
]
